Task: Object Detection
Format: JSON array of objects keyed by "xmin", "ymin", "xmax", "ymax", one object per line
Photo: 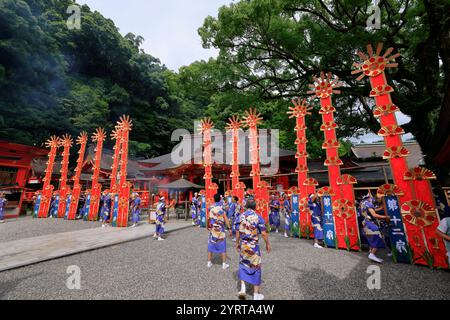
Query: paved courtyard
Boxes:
[{"xmin": 0, "ymin": 219, "xmax": 449, "ymax": 300}]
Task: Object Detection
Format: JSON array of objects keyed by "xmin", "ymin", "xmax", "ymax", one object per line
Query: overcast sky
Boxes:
[{"xmin": 77, "ymin": 0, "xmax": 232, "ymax": 71}]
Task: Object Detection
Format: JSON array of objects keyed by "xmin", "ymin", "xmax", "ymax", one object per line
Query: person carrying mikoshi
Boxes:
[
  {"xmin": 0, "ymin": 192, "xmax": 7, "ymax": 223},
  {"xmin": 308, "ymin": 193, "xmax": 324, "ymax": 249},
  {"xmin": 207, "ymin": 193, "xmax": 232, "ymax": 270},
  {"xmin": 360, "ymin": 192, "xmax": 390, "ymax": 263},
  {"xmin": 235, "ymin": 199, "xmax": 271, "ymax": 301},
  {"xmin": 100, "ymin": 190, "xmax": 112, "ymax": 227},
  {"xmin": 268, "ymin": 193, "xmax": 281, "ymax": 233},
  {"xmin": 130, "ymin": 192, "xmax": 141, "ymax": 228},
  {"xmin": 154, "ymin": 196, "xmax": 166, "ymax": 241},
  {"xmin": 191, "ymin": 192, "xmax": 200, "ymax": 226},
  {"xmin": 280, "ymin": 193, "xmax": 291, "ymax": 238}
]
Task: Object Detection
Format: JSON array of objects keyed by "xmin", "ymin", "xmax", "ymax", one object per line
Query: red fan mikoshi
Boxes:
[{"xmin": 352, "ymin": 43, "xmax": 448, "ymax": 268}]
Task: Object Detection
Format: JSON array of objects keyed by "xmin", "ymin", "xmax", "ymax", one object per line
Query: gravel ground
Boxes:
[
  {"xmin": 0, "ymin": 216, "xmax": 101, "ymax": 242},
  {"xmin": 0, "ymin": 226, "xmax": 449, "ymax": 300}
]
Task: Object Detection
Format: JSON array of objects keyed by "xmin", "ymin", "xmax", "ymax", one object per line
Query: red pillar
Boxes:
[
  {"xmin": 67, "ymin": 132, "xmax": 88, "ymax": 220},
  {"xmin": 308, "ymin": 72, "xmax": 360, "ymax": 250},
  {"xmin": 37, "ymin": 136, "xmax": 60, "ymax": 218},
  {"xmin": 352, "ymin": 43, "xmax": 448, "ymax": 268},
  {"xmin": 226, "ymin": 115, "xmax": 242, "ymax": 196},
  {"xmin": 88, "ymin": 128, "xmax": 105, "ymax": 221},
  {"xmin": 57, "ymin": 135, "xmax": 73, "ymax": 218}
]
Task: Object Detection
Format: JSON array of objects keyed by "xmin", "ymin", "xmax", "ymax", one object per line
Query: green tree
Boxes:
[{"xmin": 198, "ymin": 0, "xmax": 450, "ymax": 165}]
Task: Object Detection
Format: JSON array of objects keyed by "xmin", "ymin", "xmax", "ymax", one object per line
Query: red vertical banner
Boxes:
[
  {"xmin": 37, "ymin": 136, "xmax": 60, "ymax": 218},
  {"xmin": 243, "ymin": 108, "xmax": 263, "ymax": 207},
  {"xmin": 336, "ymin": 174, "xmax": 361, "ymax": 251},
  {"xmin": 403, "ymin": 168, "xmax": 448, "ymax": 268},
  {"xmin": 301, "ymin": 177, "xmax": 319, "ymax": 238},
  {"xmin": 352, "ymin": 43, "xmax": 448, "ymax": 268},
  {"xmin": 287, "ymin": 99, "xmax": 312, "ymax": 198},
  {"xmin": 226, "ymin": 116, "xmax": 242, "ymax": 197},
  {"xmin": 257, "ymin": 181, "xmax": 269, "ymax": 222},
  {"xmin": 116, "ymin": 115, "xmax": 133, "ymax": 228},
  {"xmin": 67, "ymin": 132, "xmax": 88, "ymax": 220},
  {"xmin": 110, "ymin": 126, "xmax": 123, "ymax": 194},
  {"xmin": 199, "ymin": 118, "xmax": 216, "ymax": 223},
  {"xmin": 88, "ymin": 128, "xmax": 106, "ymax": 221},
  {"xmin": 308, "ymin": 72, "xmax": 350, "ymax": 248},
  {"xmin": 57, "ymin": 134, "xmax": 73, "ymax": 218}
]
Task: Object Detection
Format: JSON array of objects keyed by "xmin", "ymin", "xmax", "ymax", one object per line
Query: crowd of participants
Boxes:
[{"xmin": 188, "ymin": 190, "xmax": 450, "ymax": 300}]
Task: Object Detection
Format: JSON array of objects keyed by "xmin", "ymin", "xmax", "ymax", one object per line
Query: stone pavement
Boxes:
[{"xmin": 0, "ymin": 220, "xmax": 192, "ymax": 272}]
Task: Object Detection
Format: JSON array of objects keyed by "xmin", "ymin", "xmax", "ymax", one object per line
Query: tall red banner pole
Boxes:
[
  {"xmin": 57, "ymin": 134, "xmax": 73, "ymax": 218},
  {"xmin": 287, "ymin": 99, "xmax": 315, "ymax": 238},
  {"xmin": 67, "ymin": 132, "xmax": 88, "ymax": 220},
  {"xmin": 308, "ymin": 72, "xmax": 360, "ymax": 250},
  {"xmin": 88, "ymin": 128, "xmax": 106, "ymax": 221},
  {"xmin": 352, "ymin": 43, "xmax": 448, "ymax": 268},
  {"xmin": 226, "ymin": 116, "xmax": 242, "ymax": 197},
  {"xmin": 199, "ymin": 118, "xmax": 216, "ymax": 222},
  {"xmin": 110, "ymin": 125, "xmax": 123, "ymax": 194},
  {"xmin": 243, "ymin": 109, "xmax": 268, "ymax": 221},
  {"xmin": 116, "ymin": 115, "xmax": 133, "ymax": 228},
  {"xmin": 37, "ymin": 136, "xmax": 60, "ymax": 218}
]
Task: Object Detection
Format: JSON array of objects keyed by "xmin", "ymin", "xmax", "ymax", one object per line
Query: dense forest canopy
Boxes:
[
  {"xmin": 0, "ymin": 0, "xmax": 449, "ymax": 173},
  {"xmin": 0, "ymin": 0, "xmax": 204, "ymax": 157}
]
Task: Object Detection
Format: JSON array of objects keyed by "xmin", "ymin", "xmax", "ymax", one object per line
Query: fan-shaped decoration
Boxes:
[
  {"xmin": 92, "ymin": 128, "xmax": 106, "ymax": 142},
  {"xmin": 226, "ymin": 115, "xmax": 242, "ymax": 131},
  {"xmin": 404, "ymin": 167, "xmax": 437, "ymax": 181},
  {"xmin": 401, "ymin": 200, "xmax": 436, "ymax": 228},
  {"xmin": 322, "ymin": 139, "xmax": 340, "ymax": 149},
  {"xmin": 319, "ymin": 105, "xmax": 336, "ymax": 115},
  {"xmin": 209, "ymin": 183, "xmax": 219, "ymax": 190},
  {"xmin": 303, "ymin": 178, "xmax": 319, "ymax": 187},
  {"xmin": 243, "ymin": 108, "xmax": 263, "ymax": 128},
  {"xmin": 45, "ymin": 136, "xmax": 61, "ymax": 148},
  {"xmin": 295, "ymin": 165, "xmax": 308, "ymax": 173},
  {"xmin": 287, "ymin": 98, "xmax": 312, "ymax": 118},
  {"xmin": 317, "ymin": 186, "xmax": 335, "ymax": 197},
  {"xmin": 378, "ymin": 125, "xmax": 405, "ymax": 137},
  {"xmin": 246, "ymin": 189, "xmax": 255, "ymax": 196},
  {"xmin": 320, "ymin": 121, "xmax": 338, "ymax": 131},
  {"xmin": 236, "ymin": 182, "xmax": 246, "ymax": 190},
  {"xmin": 295, "ymin": 137, "xmax": 308, "ymax": 145},
  {"xmin": 352, "ymin": 43, "xmax": 401, "ymax": 81},
  {"xmin": 203, "ymin": 172, "xmax": 212, "ymax": 180},
  {"xmin": 59, "ymin": 134, "xmax": 73, "ymax": 148},
  {"xmin": 376, "ymin": 184, "xmax": 404, "ymax": 197},
  {"xmin": 370, "ymin": 84, "xmax": 394, "ymax": 97},
  {"xmin": 198, "ymin": 117, "xmax": 214, "ymax": 134},
  {"xmin": 255, "ymin": 199, "xmax": 268, "ymax": 213},
  {"xmin": 383, "ymin": 146, "xmax": 410, "ymax": 159},
  {"xmin": 287, "ymin": 187, "xmax": 298, "ymax": 197},
  {"xmin": 295, "ymin": 124, "xmax": 307, "ymax": 131},
  {"xmin": 295, "ymin": 151, "xmax": 308, "ymax": 159},
  {"xmin": 307, "ymin": 72, "xmax": 342, "ymax": 99},
  {"xmin": 333, "ymin": 199, "xmax": 356, "ymax": 219},
  {"xmin": 257, "ymin": 181, "xmax": 269, "ymax": 189},
  {"xmin": 117, "ymin": 115, "xmax": 133, "ymax": 131},
  {"xmin": 299, "ymin": 197, "xmax": 309, "ymax": 212},
  {"xmin": 111, "ymin": 126, "xmax": 122, "ymax": 141},
  {"xmin": 373, "ymin": 104, "xmax": 400, "ymax": 118},
  {"xmin": 337, "ymin": 174, "xmax": 357, "ymax": 185},
  {"xmin": 324, "ymin": 156, "xmax": 343, "ymax": 166},
  {"xmin": 250, "ymin": 169, "xmax": 260, "ymax": 177},
  {"xmin": 76, "ymin": 132, "xmax": 88, "ymax": 145}
]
